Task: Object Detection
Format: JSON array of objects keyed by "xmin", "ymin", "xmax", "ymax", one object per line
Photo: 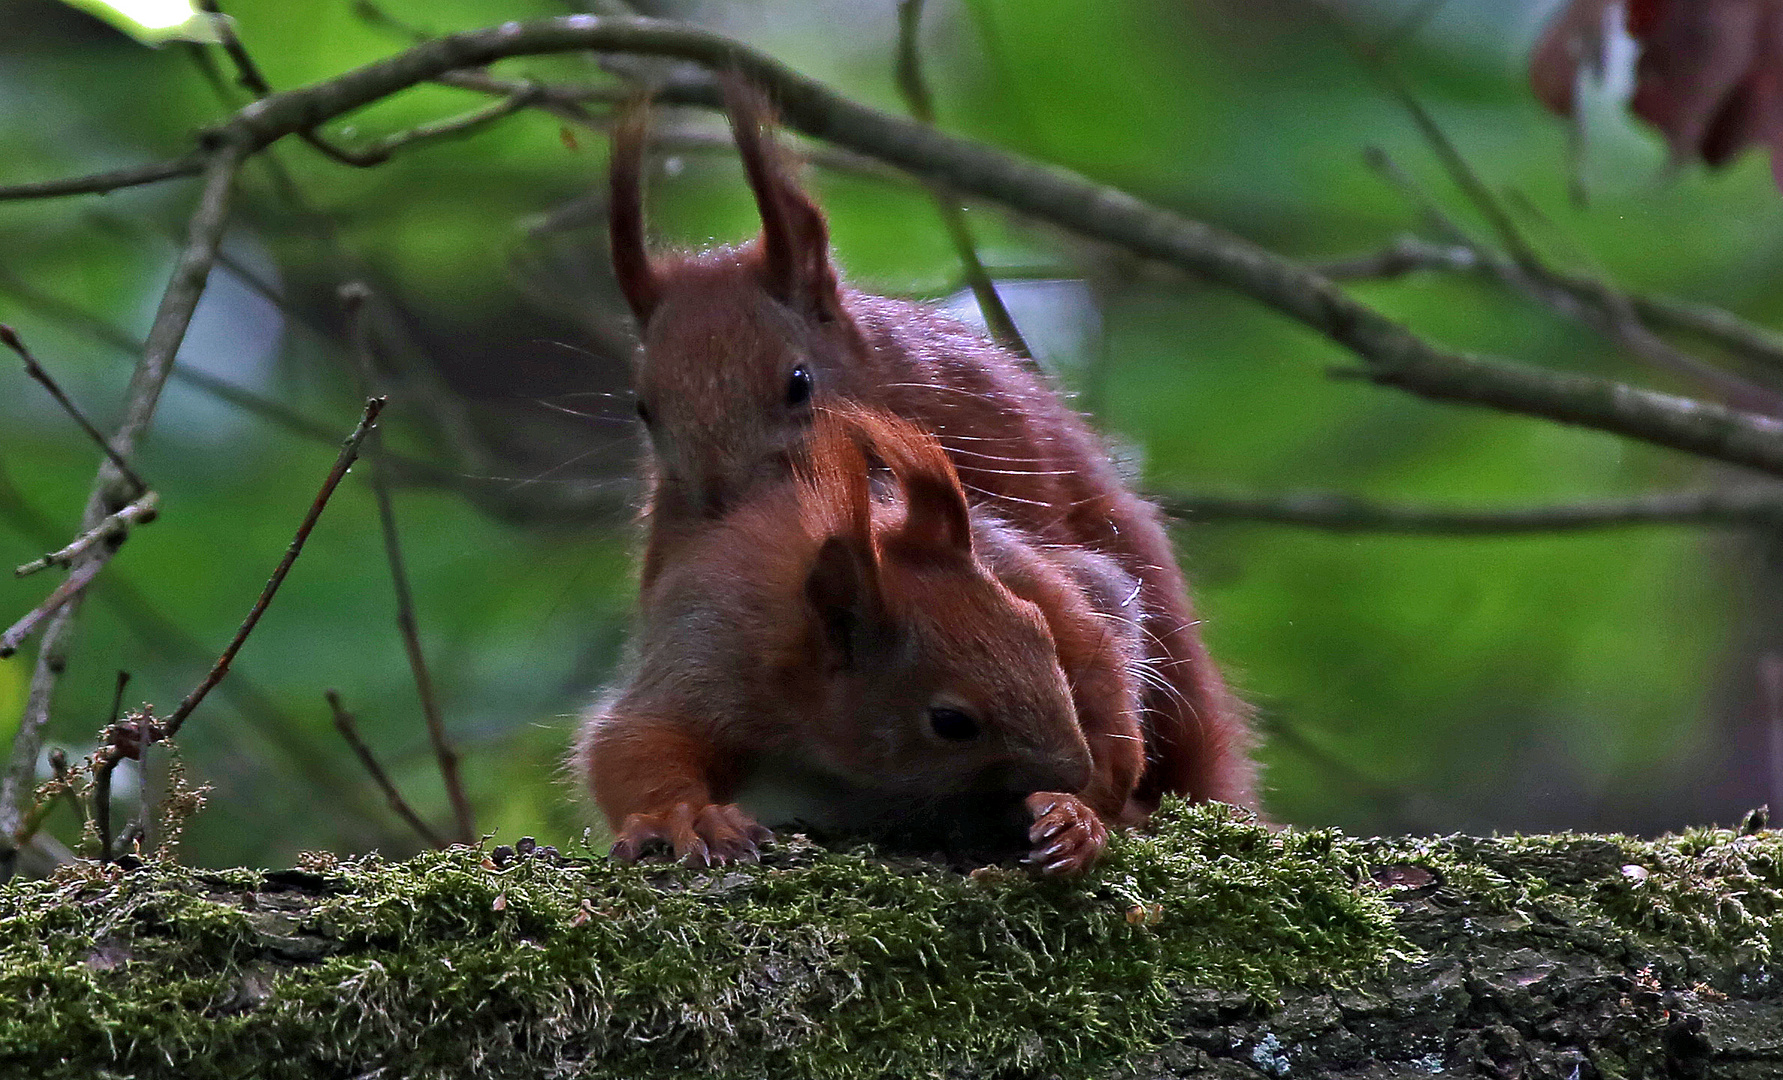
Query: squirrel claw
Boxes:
[
  {"xmin": 1022, "ymin": 791, "xmax": 1107, "ymax": 876},
  {"xmin": 612, "ymin": 802, "xmax": 773, "ymax": 867}
]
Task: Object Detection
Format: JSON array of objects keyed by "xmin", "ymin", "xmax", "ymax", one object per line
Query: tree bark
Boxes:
[{"xmin": 0, "ymin": 804, "xmax": 1777, "ymax": 1079}]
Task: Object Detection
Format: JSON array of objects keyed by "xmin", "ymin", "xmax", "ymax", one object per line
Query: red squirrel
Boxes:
[
  {"xmin": 576, "ymin": 405, "xmax": 1143, "ymax": 873},
  {"xmin": 607, "ymin": 80, "xmax": 1258, "ymax": 814}
]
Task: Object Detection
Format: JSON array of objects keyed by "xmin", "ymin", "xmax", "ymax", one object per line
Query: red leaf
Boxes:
[{"xmin": 1532, "ymin": 0, "xmax": 1783, "ymax": 188}]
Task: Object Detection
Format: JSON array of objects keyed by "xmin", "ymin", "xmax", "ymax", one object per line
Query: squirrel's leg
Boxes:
[{"xmin": 587, "ymin": 716, "xmax": 771, "ymax": 866}]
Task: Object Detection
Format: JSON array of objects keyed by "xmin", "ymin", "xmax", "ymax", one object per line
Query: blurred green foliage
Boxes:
[{"xmin": 1, "ymin": 0, "xmax": 1779, "ymax": 868}]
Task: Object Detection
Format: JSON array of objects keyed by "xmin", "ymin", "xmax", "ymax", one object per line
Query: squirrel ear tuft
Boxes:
[
  {"xmin": 722, "ymin": 74, "xmax": 844, "ymax": 323},
  {"xmin": 610, "ymin": 92, "xmax": 662, "ymax": 322}
]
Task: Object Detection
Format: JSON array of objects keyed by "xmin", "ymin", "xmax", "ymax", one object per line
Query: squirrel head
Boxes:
[
  {"xmin": 791, "ymin": 407, "xmax": 1092, "ymax": 799},
  {"xmin": 611, "ymin": 76, "xmax": 868, "ymax": 520}
]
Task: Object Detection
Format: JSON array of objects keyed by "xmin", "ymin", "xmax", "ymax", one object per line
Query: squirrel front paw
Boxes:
[
  {"xmin": 1022, "ymin": 791, "xmax": 1108, "ymax": 876},
  {"xmin": 610, "ymin": 802, "xmax": 773, "ymax": 867}
]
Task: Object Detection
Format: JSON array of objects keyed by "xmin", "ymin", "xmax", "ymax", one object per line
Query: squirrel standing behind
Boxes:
[
  {"xmin": 576, "ymin": 405, "xmax": 1143, "ymax": 873},
  {"xmin": 606, "ymin": 80, "xmax": 1258, "ymax": 815}
]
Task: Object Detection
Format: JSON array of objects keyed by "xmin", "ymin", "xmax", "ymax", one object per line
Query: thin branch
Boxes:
[
  {"xmin": 0, "ymin": 143, "xmax": 245, "ymax": 853},
  {"xmin": 160, "ymin": 397, "xmax": 387, "ymax": 742},
  {"xmin": 15, "ymin": 492, "xmax": 160, "ymax": 578},
  {"xmin": 10, "ymin": 17, "xmax": 1783, "ymax": 476},
  {"xmin": 1, "ymin": 325, "xmax": 150, "ymax": 496},
  {"xmin": 93, "ymin": 672, "xmax": 130, "ymax": 865},
  {"xmin": 1316, "ymin": 235, "xmax": 1480, "ymax": 281},
  {"xmin": 1338, "ymin": 27, "xmax": 1783, "ymax": 416},
  {"xmin": 326, "ymin": 690, "xmax": 447, "ymax": 850},
  {"xmin": 1319, "ymin": 235, "xmax": 1783, "ymax": 380},
  {"xmin": 1627, "ymin": 291, "xmax": 1783, "ymax": 376},
  {"xmin": 0, "ymin": 155, "xmax": 205, "ymax": 202},
  {"xmin": 1156, "ymin": 489, "xmax": 1783, "ymax": 535},
  {"xmin": 0, "ymin": 559, "xmax": 109, "ymax": 660},
  {"xmin": 342, "ymin": 285, "xmax": 475, "ymax": 844},
  {"xmin": 894, "ymin": 0, "xmax": 1030, "ymax": 358},
  {"xmin": 352, "ymin": 84, "xmax": 546, "ymax": 162},
  {"xmin": 1365, "ymin": 146, "xmax": 1783, "ymax": 418}
]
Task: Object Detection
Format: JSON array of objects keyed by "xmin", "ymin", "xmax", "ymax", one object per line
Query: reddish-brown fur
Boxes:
[
  {"xmin": 576, "ymin": 406, "xmax": 1142, "ymax": 872},
  {"xmin": 609, "ymin": 80, "xmax": 1257, "ymax": 813}
]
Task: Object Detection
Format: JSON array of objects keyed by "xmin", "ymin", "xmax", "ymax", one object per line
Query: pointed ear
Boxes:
[
  {"xmin": 722, "ymin": 74, "xmax": 844, "ymax": 323},
  {"xmin": 609, "ymin": 92, "xmax": 662, "ymax": 323},
  {"xmin": 891, "ymin": 472, "xmax": 974, "ymax": 563},
  {"xmin": 805, "ymin": 535, "xmax": 881, "ymax": 665}
]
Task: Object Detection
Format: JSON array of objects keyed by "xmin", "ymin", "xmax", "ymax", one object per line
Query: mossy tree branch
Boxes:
[{"xmin": 0, "ymin": 804, "xmax": 1777, "ymax": 1078}]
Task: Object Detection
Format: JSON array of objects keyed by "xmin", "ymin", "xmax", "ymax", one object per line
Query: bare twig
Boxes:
[
  {"xmin": 197, "ymin": 0, "xmax": 389, "ymax": 168},
  {"xmin": 93, "ymin": 757, "xmax": 117, "ymax": 864},
  {"xmin": 1334, "ymin": 20, "xmax": 1783, "ymax": 416},
  {"xmin": 342, "ymin": 285, "xmax": 475, "ymax": 844},
  {"xmin": 1157, "ymin": 489, "xmax": 1783, "ymax": 535},
  {"xmin": 14, "ymin": 492, "xmax": 159, "ymax": 579},
  {"xmin": 0, "ymin": 143, "xmax": 246, "ymax": 855},
  {"xmin": 0, "ymin": 269, "xmax": 598, "ymax": 520},
  {"xmin": 160, "ymin": 397, "xmax": 387, "ymax": 742},
  {"xmin": 352, "ymin": 84, "xmax": 546, "ymax": 161},
  {"xmin": 1316, "ymin": 236, "xmax": 1480, "ymax": 281},
  {"xmin": 0, "ymin": 558, "xmax": 109, "ymax": 660},
  {"xmin": 1627, "ymin": 291, "xmax": 1783, "ymax": 376},
  {"xmin": 1361, "ymin": 147, "xmax": 1783, "ymax": 416},
  {"xmin": 1319, "ymin": 235, "xmax": 1783, "ymax": 379},
  {"xmin": 9, "ymin": 744, "xmax": 79, "ymax": 858},
  {"xmin": 93, "ymin": 672, "xmax": 131, "ymax": 865},
  {"xmin": 326, "ymin": 690, "xmax": 447, "ymax": 849},
  {"xmin": 1, "ymin": 325, "xmax": 150, "ymax": 496},
  {"xmin": 47, "ymin": 395, "xmax": 383, "ymax": 859},
  {"xmin": 894, "ymin": 0, "xmax": 1030, "ymax": 358},
  {"xmin": 0, "ymin": 156, "xmax": 206, "ymax": 201}
]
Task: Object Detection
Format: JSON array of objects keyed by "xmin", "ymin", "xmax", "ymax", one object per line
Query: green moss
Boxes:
[
  {"xmin": 5, "ymin": 805, "xmax": 1776, "ymax": 1079},
  {"xmin": 1357, "ymin": 824, "xmax": 1783, "ymax": 989},
  {"xmin": 0, "ymin": 802, "xmax": 1402, "ymax": 1079}
]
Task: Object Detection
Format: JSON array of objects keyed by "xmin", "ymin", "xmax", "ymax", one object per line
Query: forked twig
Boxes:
[
  {"xmin": 0, "ymin": 143, "xmax": 245, "ymax": 856},
  {"xmin": 1, "ymin": 325, "xmax": 149, "ymax": 495},
  {"xmin": 14, "ymin": 493, "xmax": 159, "ymax": 579},
  {"xmin": 0, "ymin": 559, "xmax": 109, "ymax": 659},
  {"xmin": 197, "ymin": 0, "xmax": 387, "ymax": 167}
]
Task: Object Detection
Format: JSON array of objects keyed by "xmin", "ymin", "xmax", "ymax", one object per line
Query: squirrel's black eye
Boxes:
[
  {"xmin": 786, "ymin": 365, "xmax": 813, "ymax": 407},
  {"xmin": 635, "ymin": 400, "xmax": 652, "ymax": 426},
  {"xmin": 928, "ymin": 706, "xmax": 979, "ymax": 742}
]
